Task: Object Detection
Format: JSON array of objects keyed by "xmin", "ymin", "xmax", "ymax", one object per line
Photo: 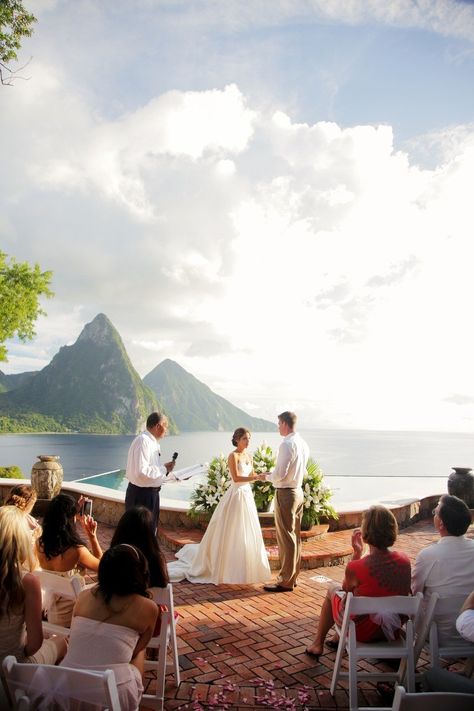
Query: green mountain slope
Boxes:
[
  {"xmin": 0, "ymin": 370, "xmax": 37, "ymax": 393},
  {"xmin": 0, "ymin": 314, "xmax": 174, "ymax": 434},
  {"xmin": 144, "ymin": 359, "xmax": 275, "ymax": 432}
]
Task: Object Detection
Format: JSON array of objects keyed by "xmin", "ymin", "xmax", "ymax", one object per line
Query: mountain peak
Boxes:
[
  {"xmin": 77, "ymin": 313, "xmax": 119, "ymax": 346},
  {"xmin": 0, "ymin": 313, "xmax": 169, "ymax": 434},
  {"xmin": 144, "ymin": 359, "xmax": 275, "ymax": 432}
]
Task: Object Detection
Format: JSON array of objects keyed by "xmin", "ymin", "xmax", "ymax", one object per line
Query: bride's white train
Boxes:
[{"xmin": 168, "ymin": 435, "xmax": 272, "ymax": 585}]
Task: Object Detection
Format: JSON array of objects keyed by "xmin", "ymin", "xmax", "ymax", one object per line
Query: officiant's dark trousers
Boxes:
[
  {"xmin": 125, "ymin": 482, "xmax": 161, "ymax": 532},
  {"xmin": 274, "ymin": 487, "xmax": 304, "ymax": 589}
]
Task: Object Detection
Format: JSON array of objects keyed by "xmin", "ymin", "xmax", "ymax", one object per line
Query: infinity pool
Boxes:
[
  {"xmin": 76, "ymin": 469, "xmax": 444, "ymax": 511},
  {"xmin": 78, "ymin": 469, "xmax": 206, "ymax": 504}
]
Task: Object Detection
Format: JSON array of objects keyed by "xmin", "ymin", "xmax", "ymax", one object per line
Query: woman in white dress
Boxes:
[{"xmin": 168, "ymin": 428, "xmax": 272, "ymax": 585}]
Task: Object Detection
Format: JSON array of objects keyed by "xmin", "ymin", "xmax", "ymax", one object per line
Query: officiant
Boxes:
[{"xmin": 124, "ymin": 412, "xmax": 176, "ymax": 531}]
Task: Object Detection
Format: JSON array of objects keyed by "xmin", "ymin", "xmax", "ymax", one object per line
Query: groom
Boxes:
[{"xmin": 264, "ymin": 411, "xmax": 309, "ymax": 593}]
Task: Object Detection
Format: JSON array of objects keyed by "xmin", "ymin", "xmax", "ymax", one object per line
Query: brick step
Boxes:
[{"xmin": 158, "ymin": 526, "xmax": 353, "ymax": 570}]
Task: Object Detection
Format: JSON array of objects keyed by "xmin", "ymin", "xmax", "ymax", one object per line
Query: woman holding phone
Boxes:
[{"xmin": 36, "ymin": 493, "xmax": 103, "ymax": 627}]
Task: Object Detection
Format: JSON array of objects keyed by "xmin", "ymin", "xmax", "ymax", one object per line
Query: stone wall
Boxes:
[{"xmin": 0, "ymin": 476, "xmax": 444, "ymax": 531}]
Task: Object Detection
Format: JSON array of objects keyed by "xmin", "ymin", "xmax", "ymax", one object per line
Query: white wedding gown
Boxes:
[{"xmin": 168, "ymin": 461, "xmax": 271, "ymax": 585}]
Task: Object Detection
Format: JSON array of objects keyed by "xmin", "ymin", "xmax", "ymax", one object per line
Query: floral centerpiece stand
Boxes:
[
  {"xmin": 301, "ymin": 458, "xmax": 338, "ymax": 532},
  {"xmin": 252, "ymin": 443, "xmax": 276, "ymax": 513},
  {"xmin": 188, "ymin": 455, "xmax": 230, "ymax": 528}
]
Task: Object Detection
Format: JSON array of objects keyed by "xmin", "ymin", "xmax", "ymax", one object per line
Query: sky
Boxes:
[{"xmin": 1, "ymin": 0, "xmax": 474, "ymax": 432}]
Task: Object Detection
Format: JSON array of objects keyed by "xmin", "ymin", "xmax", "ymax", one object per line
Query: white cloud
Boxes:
[
  {"xmin": 107, "ymin": 1, "xmax": 474, "ymax": 43},
  {"xmin": 2, "ymin": 55, "xmax": 474, "ymax": 429}
]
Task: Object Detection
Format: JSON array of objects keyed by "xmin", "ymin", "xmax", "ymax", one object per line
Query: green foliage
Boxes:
[
  {"xmin": 0, "ymin": 464, "xmax": 23, "ymax": 478},
  {"xmin": 302, "ymin": 458, "xmax": 338, "ymax": 529},
  {"xmin": 144, "ymin": 359, "xmax": 275, "ymax": 432},
  {"xmin": 0, "ymin": 413, "xmax": 68, "ymax": 433},
  {"xmin": 0, "ymin": 251, "xmax": 53, "ymax": 362},
  {"xmin": 252, "ymin": 442, "xmax": 276, "ymax": 511},
  {"xmin": 0, "ymin": 1, "xmax": 36, "ymax": 83},
  {"xmin": 189, "ymin": 455, "xmax": 231, "ymax": 518}
]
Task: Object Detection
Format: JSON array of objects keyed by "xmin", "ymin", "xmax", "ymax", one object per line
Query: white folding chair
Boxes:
[
  {"xmin": 330, "ymin": 592, "xmax": 423, "ymax": 711},
  {"xmin": 2, "ymin": 655, "xmax": 121, "ymax": 710},
  {"xmin": 142, "ymin": 583, "xmax": 181, "ymax": 711},
  {"xmin": 421, "ymin": 592, "xmax": 474, "ymax": 669},
  {"xmin": 33, "ymin": 569, "xmax": 84, "ymax": 636},
  {"xmin": 391, "ymin": 684, "xmax": 474, "ymax": 711}
]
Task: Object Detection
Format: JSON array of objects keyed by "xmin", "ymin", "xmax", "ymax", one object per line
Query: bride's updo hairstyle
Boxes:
[{"xmin": 232, "ymin": 427, "xmax": 250, "ymax": 447}]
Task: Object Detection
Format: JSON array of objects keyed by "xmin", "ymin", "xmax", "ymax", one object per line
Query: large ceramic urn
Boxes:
[
  {"xmin": 31, "ymin": 455, "xmax": 63, "ymax": 500},
  {"xmin": 447, "ymin": 467, "xmax": 474, "ymax": 508}
]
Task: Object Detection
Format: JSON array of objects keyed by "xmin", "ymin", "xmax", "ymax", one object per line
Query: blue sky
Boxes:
[{"xmin": 1, "ymin": 0, "xmax": 474, "ymax": 430}]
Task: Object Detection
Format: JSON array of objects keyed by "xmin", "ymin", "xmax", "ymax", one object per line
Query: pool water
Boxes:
[
  {"xmin": 77, "ymin": 469, "xmax": 444, "ymax": 511},
  {"xmin": 79, "ymin": 469, "xmax": 206, "ymax": 504}
]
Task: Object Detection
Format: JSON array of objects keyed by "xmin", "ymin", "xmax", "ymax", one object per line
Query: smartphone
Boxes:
[
  {"xmin": 172, "ymin": 452, "xmax": 179, "ymax": 461},
  {"xmin": 81, "ymin": 498, "xmax": 93, "ymax": 517}
]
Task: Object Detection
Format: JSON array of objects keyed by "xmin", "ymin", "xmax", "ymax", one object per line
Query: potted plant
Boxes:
[
  {"xmin": 252, "ymin": 442, "xmax": 276, "ymax": 512},
  {"xmin": 301, "ymin": 458, "xmax": 338, "ymax": 531},
  {"xmin": 189, "ymin": 454, "xmax": 231, "ymax": 523}
]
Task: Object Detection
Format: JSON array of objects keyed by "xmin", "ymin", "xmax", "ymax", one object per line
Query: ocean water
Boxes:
[{"xmin": 1, "ymin": 429, "xmax": 471, "ymax": 510}]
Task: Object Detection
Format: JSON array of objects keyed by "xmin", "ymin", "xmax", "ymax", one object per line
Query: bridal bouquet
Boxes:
[
  {"xmin": 302, "ymin": 458, "xmax": 338, "ymax": 530},
  {"xmin": 188, "ymin": 454, "xmax": 231, "ymax": 518},
  {"xmin": 252, "ymin": 442, "xmax": 276, "ymax": 512}
]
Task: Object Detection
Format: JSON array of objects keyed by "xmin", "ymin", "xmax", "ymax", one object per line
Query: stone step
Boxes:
[{"xmin": 158, "ymin": 525, "xmax": 353, "ymax": 570}]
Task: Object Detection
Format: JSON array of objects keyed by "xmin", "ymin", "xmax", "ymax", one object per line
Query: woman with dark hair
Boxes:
[
  {"xmin": 305, "ymin": 505, "xmax": 411, "ymax": 659},
  {"xmin": 36, "ymin": 493, "xmax": 103, "ymax": 626},
  {"xmin": 168, "ymin": 427, "xmax": 271, "ymax": 584},
  {"xmin": 60, "ymin": 544, "xmax": 158, "ymax": 711},
  {"xmin": 111, "ymin": 506, "xmax": 169, "ymax": 588}
]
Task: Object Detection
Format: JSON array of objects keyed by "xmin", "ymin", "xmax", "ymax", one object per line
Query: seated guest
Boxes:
[
  {"xmin": 36, "ymin": 493, "xmax": 103, "ymax": 626},
  {"xmin": 457, "ymin": 589, "xmax": 474, "ymax": 642},
  {"xmin": 61, "ymin": 544, "xmax": 158, "ymax": 711},
  {"xmin": 0, "ymin": 506, "xmax": 67, "ymax": 669},
  {"xmin": 306, "ymin": 505, "xmax": 411, "ymax": 658},
  {"xmin": 6, "ymin": 484, "xmax": 41, "ymax": 540},
  {"xmin": 110, "ymin": 506, "xmax": 169, "ymax": 589},
  {"xmin": 412, "ymin": 494, "xmax": 474, "ymax": 645},
  {"xmin": 421, "ymin": 588, "xmax": 474, "ymax": 694}
]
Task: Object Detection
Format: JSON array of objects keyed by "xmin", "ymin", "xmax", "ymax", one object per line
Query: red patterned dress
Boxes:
[{"xmin": 332, "ymin": 550, "xmax": 411, "ymax": 642}]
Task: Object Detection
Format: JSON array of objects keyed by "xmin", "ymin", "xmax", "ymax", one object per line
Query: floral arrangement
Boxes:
[
  {"xmin": 188, "ymin": 454, "xmax": 231, "ymax": 518},
  {"xmin": 302, "ymin": 458, "xmax": 338, "ymax": 530},
  {"xmin": 252, "ymin": 442, "xmax": 276, "ymax": 512}
]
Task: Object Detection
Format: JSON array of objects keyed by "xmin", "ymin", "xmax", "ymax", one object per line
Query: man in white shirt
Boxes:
[
  {"xmin": 264, "ymin": 411, "xmax": 309, "ymax": 592},
  {"xmin": 125, "ymin": 412, "xmax": 176, "ymax": 531},
  {"xmin": 412, "ymin": 494, "xmax": 474, "ymax": 645},
  {"xmin": 421, "ymin": 589, "xmax": 474, "ymax": 693}
]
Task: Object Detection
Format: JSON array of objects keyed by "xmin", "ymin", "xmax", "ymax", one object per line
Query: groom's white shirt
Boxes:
[{"xmin": 269, "ymin": 432, "xmax": 309, "ymax": 489}]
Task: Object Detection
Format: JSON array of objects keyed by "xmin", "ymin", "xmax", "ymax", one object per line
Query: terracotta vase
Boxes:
[
  {"xmin": 31, "ymin": 455, "xmax": 63, "ymax": 500},
  {"xmin": 447, "ymin": 467, "xmax": 474, "ymax": 508}
]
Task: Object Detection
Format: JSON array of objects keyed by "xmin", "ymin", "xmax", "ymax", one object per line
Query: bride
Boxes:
[{"xmin": 168, "ymin": 428, "xmax": 272, "ymax": 585}]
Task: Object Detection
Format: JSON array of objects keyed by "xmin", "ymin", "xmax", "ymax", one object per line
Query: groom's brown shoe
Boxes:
[{"xmin": 263, "ymin": 584, "xmax": 293, "ymax": 593}]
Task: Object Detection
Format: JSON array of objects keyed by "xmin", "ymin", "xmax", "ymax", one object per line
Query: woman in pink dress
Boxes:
[{"xmin": 61, "ymin": 544, "xmax": 158, "ymax": 711}]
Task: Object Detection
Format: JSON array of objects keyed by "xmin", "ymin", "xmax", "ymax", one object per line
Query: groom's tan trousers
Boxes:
[{"xmin": 274, "ymin": 487, "xmax": 304, "ymax": 589}]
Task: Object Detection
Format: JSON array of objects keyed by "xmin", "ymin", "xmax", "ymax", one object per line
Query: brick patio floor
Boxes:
[{"xmin": 90, "ymin": 515, "xmax": 474, "ymax": 710}]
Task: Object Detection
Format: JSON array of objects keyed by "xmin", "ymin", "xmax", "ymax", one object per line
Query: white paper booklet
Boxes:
[{"xmin": 172, "ymin": 463, "xmax": 208, "ymax": 481}]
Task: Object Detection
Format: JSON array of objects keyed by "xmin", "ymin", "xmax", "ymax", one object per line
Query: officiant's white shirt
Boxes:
[
  {"xmin": 125, "ymin": 430, "xmax": 168, "ymax": 488},
  {"xmin": 269, "ymin": 432, "xmax": 309, "ymax": 489}
]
